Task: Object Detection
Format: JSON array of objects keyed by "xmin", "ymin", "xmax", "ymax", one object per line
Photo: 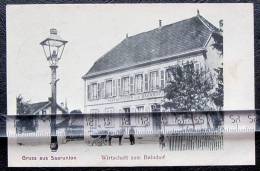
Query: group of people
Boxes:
[
  {"xmin": 108, "ymin": 127, "xmax": 135, "ymax": 146},
  {"xmin": 94, "ymin": 127, "xmax": 166, "ymax": 149},
  {"xmin": 107, "ymin": 127, "xmax": 166, "ymax": 149}
]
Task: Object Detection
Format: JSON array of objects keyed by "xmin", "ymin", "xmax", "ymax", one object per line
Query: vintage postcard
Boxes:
[{"xmin": 6, "ymin": 3, "xmax": 255, "ymax": 167}]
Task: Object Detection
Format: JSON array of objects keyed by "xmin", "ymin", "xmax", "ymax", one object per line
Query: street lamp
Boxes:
[{"xmin": 40, "ymin": 28, "xmax": 68, "ymax": 152}]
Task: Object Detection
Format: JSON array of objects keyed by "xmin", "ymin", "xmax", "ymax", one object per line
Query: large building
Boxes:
[{"xmin": 82, "ymin": 12, "xmax": 223, "ymax": 131}]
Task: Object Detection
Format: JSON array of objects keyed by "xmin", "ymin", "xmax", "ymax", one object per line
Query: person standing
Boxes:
[
  {"xmin": 129, "ymin": 127, "xmax": 135, "ymax": 145},
  {"xmin": 118, "ymin": 128, "xmax": 125, "ymax": 145},
  {"xmin": 159, "ymin": 134, "xmax": 165, "ymax": 149}
]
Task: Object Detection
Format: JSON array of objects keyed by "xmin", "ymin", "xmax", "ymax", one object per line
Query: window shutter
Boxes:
[
  {"xmin": 156, "ymin": 71, "xmax": 159, "ymax": 89},
  {"xmin": 87, "ymin": 85, "xmax": 90, "ymax": 100},
  {"xmin": 165, "ymin": 69, "xmax": 168, "ymax": 84},
  {"xmin": 117, "ymin": 79, "xmax": 121, "ymax": 96},
  {"xmin": 97, "ymin": 83, "xmax": 100, "ymax": 99},
  {"xmin": 104, "ymin": 82, "xmax": 106, "ymax": 98},
  {"xmin": 100, "ymin": 82, "xmax": 104, "ymax": 98},
  {"xmin": 149, "ymin": 72, "xmax": 152, "ymax": 91},
  {"xmin": 134, "ymin": 75, "xmax": 137, "ymax": 93},
  {"xmin": 121, "ymin": 78, "xmax": 124, "ymax": 95},
  {"xmin": 141, "ymin": 74, "xmax": 143, "ymax": 92},
  {"xmin": 104, "ymin": 81, "xmax": 107, "ymax": 98},
  {"xmin": 115, "ymin": 80, "xmax": 117, "ymax": 96},
  {"xmin": 112, "ymin": 80, "xmax": 116, "ymax": 97},
  {"xmin": 144, "ymin": 73, "xmax": 148, "ymax": 92},
  {"xmin": 160, "ymin": 70, "xmax": 165, "ymax": 89},
  {"xmin": 130, "ymin": 76, "xmax": 134, "ymax": 94}
]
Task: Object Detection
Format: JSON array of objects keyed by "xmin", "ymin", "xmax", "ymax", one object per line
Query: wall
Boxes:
[{"xmin": 85, "ymin": 53, "xmax": 206, "ymax": 113}]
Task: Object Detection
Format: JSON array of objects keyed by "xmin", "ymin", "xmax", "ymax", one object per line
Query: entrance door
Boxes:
[
  {"xmin": 122, "ymin": 108, "xmax": 131, "ymax": 126},
  {"xmin": 151, "ymin": 103, "xmax": 161, "ymax": 132}
]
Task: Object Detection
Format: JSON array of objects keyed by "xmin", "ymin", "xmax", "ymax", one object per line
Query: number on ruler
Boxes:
[
  {"xmin": 104, "ymin": 116, "xmax": 112, "ymax": 127},
  {"xmin": 229, "ymin": 114, "xmax": 240, "ymax": 124}
]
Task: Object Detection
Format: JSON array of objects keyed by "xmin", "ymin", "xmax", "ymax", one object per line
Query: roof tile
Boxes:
[{"xmin": 84, "ymin": 15, "xmax": 219, "ymax": 78}]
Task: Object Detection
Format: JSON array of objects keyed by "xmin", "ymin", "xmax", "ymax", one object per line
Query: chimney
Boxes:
[
  {"xmin": 126, "ymin": 33, "xmax": 128, "ymax": 38},
  {"xmin": 159, "ymin": 19, "xmax": 162, "ymax": 28},
  {"xmin": 219, "ymin": 19, "xmax": 223, "ymax": 32},
  {"xmin": 197, "ymin": 9, "xmax": 200, "ymax": 16}
]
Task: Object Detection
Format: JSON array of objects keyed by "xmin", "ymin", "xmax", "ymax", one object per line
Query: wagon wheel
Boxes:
[
  {"xmin": 103, "ymin": 139, "xmax": 107, "ymax": 146},
  {"xmin": 97, "ymin": 139, "xmax": 102, "ymax": 146}
]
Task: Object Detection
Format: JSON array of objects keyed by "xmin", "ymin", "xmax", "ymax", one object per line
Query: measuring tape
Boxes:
[{"xmin": 2, "ymin": 110, "xmax": 256, "ymax": 138}]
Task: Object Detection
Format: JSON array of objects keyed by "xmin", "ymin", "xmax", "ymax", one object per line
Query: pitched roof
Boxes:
[
  {"xmin": 83, "ymin": 14, "xmax": 220, "ymax": 79},
  {"xmin": 28, "ymin": 101, "xmax": 67, "ymax": 114},
  {"xmin": 28, "ymin": 101, "xmax": 50, "ymax": 114}
]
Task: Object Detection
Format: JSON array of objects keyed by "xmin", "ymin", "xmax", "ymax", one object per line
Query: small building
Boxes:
[
  {"xmin": 15, "ymin": 99, "xmax": 69, "ymax": 145},
  {"xmin": 27, "ymin": 101, "xmax": 68, "ymax": 116}
]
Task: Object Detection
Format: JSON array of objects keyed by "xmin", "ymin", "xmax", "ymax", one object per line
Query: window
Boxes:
[
  {"xmin": 105, "ymin": 80, "xmax": 112, "ymax": 98},
  {"xmin": 88, "ymin": 83, "xmax": 98, "ymax": 100},
  {"xmin": 139, "ymin": 114, "xmax": 150, "ymax": 126},
  {"xmin": 97, "ymin": 83, "xmax": 100, "ymax": 99},
  {"xmin": 183, "ymin": 62, "xmax": 194, "ymax": 78},
  {"xmin": 135, "ymin": 74, "xmax": 143, "ymax": 93},
  {"xmin": 151, "ymin": 103, "xmax": 161, "ymax": 112},
  {"xmin": 160, "ymin": 70, "xmax": 165, "ymax": 89},
  {"xmin": 104, "ymin": 108, "xmax": 114, "ymax": 127},
  {"xmin": 144, "ymin": 73, "xmax": 149, "ymax": 92},
  {"xmin": 122, "ymin": 77, "xmax": 129, "ymax": 95},
  {"xmin": 194, "ymin": 63, "xmax": 200, "ymax": 71},
  {"xmin": 105, "ymin": 107, "xmax": 114, "ymax": 113},
  {"xmin": 92, "ymin": 83, "xmax": 98, "ymax": 99},
  {"xmin": 122, "ymin": 108, "xmax": 130, "ymax": 126},
  {"xmin": 42, "ymin": 109, "xmax": 46, "ymax": 115},
  {"xmin": 103, "ymin": 115, "xmax": 113, "ymax": 127},
  {"xmin": 87, "ymin": 85, "xmax": 90, "ymax": 100},
  {"xmin": 150, "ymin": 71, "xmax": 159, "ymax": 91},
  {"xmin": 90, "ymin": 109, "xmax": 99, "ymax": 114},
  {"xmin": 86, "ymin": 111, "xmax": 98, "ymax": 127},
  {"xmin": 136, "ymin": 106, "xmax": 144, "ymax": 112},
  {"xmin": 165, "ymin": 69, "xmax": 170, "ymax": 83},
  {"xmin": 136, "ymin": 106, "xmax": 149, "ymax": 126},
  {"xmin": 86, "ymin": 116, "xmax": 97, "ymax": 127},
  {"xmin": 165, "ymin": 67, "xmax": 175, "ymax": 83}
]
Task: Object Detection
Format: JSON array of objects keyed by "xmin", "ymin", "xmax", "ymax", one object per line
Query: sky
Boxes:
[{"xmin": 6, "ymin": 4, "xmax": 253, "ymax": 114}]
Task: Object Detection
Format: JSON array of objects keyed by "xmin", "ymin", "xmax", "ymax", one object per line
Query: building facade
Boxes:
[{"xmin": 82, "ymin": 12, "xmax": 223, "ymax": 132}]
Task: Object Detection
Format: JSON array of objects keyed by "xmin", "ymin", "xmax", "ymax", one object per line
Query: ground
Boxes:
[{"xmin": 8, "ymin": 133, "xmax": 255, "ymax": 166}]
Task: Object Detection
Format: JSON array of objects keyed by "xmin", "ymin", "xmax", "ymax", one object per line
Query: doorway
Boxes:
[{"xmin": 151, "ymin": 103, "xmax": 161, "ymax": 132}]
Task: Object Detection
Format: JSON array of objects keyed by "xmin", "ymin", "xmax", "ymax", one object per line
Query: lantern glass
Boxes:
[{"xmin": 40, "ymin": 29, "xmax": 68, "ymax": 66}]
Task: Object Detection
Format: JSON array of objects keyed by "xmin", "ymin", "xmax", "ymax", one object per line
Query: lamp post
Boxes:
[{"xmin": 40, "ymin": 28, "xmax": 68, "ymax": 152}]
